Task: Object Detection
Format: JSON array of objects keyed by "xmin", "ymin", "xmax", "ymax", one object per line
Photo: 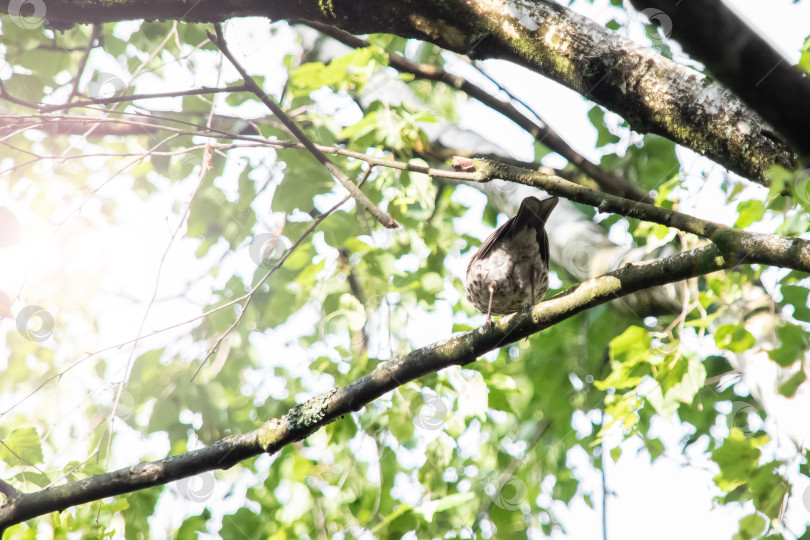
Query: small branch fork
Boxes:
[{"xmin": 206, "ymin": 24, "xmax": 398, "ymax": 229}]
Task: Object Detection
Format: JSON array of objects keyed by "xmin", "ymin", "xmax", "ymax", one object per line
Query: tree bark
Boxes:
[
  {"xmin": 629, "ymin": 0, "xmax": 810, "ymax": 158},
  {"xmin": 6, "ymin": 0, "xmax": 794, "ymax": 184}
]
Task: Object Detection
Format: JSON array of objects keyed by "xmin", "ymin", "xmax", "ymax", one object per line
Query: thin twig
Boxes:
[
  {"xmin": 41, "ymin": 84, "xmax": 251, "ymax": 113},
  {"xmin": 473, "ymin": 420, "xmax": 550, "ymax": 530},
  {"xmin": 67, "ymin": 24, "xmax": 103, "ymax": 103},
  {"xmin": 56, "ymin": 133, "xmax": 181, "ymax": 227},
  {"xmin": 0, "ymin": 80, "xmax": 39, "ymax": 110},
  {"xmin": 600, "ymin": 410, "xmax": 609, "ymax": 540},
  {"xmin": 190, "ymin": 167, "xmax": 373, "ymax": 381},
  {"xmin": 0, "ymin": 440, "xmax": 46, "ymax": 477},
  {"xmin": 207, "ymin": 23, "xmax": 398, "ymax": 229},
  {"xmin": 99, "ymin": 28, "xmax": 221, "ymax": 486}
]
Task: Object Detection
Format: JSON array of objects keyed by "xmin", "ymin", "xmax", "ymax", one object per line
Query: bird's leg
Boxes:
[
  {"xmin": 523, "ymin": 270, "xmax": 536, "ymax": 343},
  {"xmin": 486, "ymin": 282, "xmax": 496, "ymax": 326}
]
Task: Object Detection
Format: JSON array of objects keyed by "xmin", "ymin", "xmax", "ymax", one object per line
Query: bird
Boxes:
[{"xmin": 465, "ymin": 196, "xmax": 559, "ymax": 325}]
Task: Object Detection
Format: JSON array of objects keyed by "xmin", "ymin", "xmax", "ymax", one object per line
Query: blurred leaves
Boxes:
[{"xmin": 0, "ymin": 12, "xmax": 806, "ymax": 540}]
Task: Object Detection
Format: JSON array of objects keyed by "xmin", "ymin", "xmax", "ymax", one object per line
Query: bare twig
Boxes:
[
  {"xmin": 0, "ymin": 80, "xmax": 39, "ymax": 110},
  {"xmin": 42, "ymin": 85, "xmax": 251, "ymax": 113},
  {"xmin": 190, "ymin": 165, "xmax": 374, "ymax": 381},
  {"xmin": 600, "ymin": 410, "xmax": 609, "ymax": 540},
  {"xmin": 66, "ymin": 24, "xmax": 103, "ymax": 102}
]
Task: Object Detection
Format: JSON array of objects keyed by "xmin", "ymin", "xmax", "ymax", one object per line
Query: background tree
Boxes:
[{"xmin": 0, "ymin": 0, "xmax": 809, "ymax": 538}]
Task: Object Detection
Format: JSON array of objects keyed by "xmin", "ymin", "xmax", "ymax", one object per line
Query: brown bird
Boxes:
[{"xmin": 465, "ymin": 196, "xmax": 558, "ymax": 325}]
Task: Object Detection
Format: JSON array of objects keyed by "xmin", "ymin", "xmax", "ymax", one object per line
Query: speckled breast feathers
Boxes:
[{"xmin": 465, "ymin": 196, "xmax": 558, "ymax": 322}]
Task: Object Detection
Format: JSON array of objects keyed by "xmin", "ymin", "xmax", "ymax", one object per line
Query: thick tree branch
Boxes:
[
  {"xmin": 429, "ymin": 0, "xmax": 795, "ymax": 184},
  {"xmin": 629, "ymin": 0, "xmax": 810, "ymax": 158},
  {"xmin": 0, "ymin": 241, "xmax": 747, "ymax": 531},
  {"xmin": 300, "ymin": 20, "xmax": 652, "ymax": 203},
  {"xmin": 463, "ymin": 158, "xmax": 810, "ymax": 273},
  {"xmin": 12, "ymin": 0, "xmax": 794, "ymax": 183}
]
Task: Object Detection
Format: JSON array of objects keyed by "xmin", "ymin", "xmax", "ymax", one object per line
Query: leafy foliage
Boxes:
[{"xmin": 0, "ymin": 9, "xmax": 808, "ymax": 540}]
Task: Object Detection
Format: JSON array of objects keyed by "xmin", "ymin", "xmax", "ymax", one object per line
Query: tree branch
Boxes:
[
  {"xmin": 461, "ymin": 158, "xmax": 810, "ymax": 273},
  {"xmin": 38, "ymin": 85, "xmax": 251, "ymax": 113},
  {"xmin": 13, "ymin": 0, "xmax": 795, "ymax": 183},
  {"xmin": 0, "ymin": 480, "xmax": 19, "ymax": 502},
  {"xmin": 0, "ymin": 241, "xmax": 748, "ymax": 531},
  {"xmin": 628, "ymin": 0, "xmax": 810, "ymax": 158},
  {"xmin": 300, "ymin": 20, "xmax": 652, "ymax": 203},
  {"xmin": 6, "ymin": 103, "xmax": 804, "ymax": 276}
]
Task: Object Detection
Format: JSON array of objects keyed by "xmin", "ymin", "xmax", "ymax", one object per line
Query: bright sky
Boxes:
[{"xmin": 1, "ymin": 0, "xmax": 809, "ymax": 538}]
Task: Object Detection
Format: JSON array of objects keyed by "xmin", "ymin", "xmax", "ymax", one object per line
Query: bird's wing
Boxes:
[
  {"xmin": 540, "ymin": 229, "xmax": 550, "ymax": 267},
  {"xmin": 467, "ymin": 216, "xmax": 521, "ymax": 273},
  {"xmin": 467, "ymin": 197, "xmax": 558, "ymax": 273}
]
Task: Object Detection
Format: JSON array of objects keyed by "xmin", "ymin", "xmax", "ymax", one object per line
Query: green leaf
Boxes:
[
  {"xmin": 0, "ymin": 427, "xmax": 43, "ymax": 466},
  {"xmin": 272, "ymin": 150, "xmax": 335, "ymax": 211},
  {"xmin": 799, "ymin": 34, "xmax": 810, "ymax": 74},
  {"xmin": 780, "ymin": 285, "xmax": 810, "ymax": 322},
  {"xmin": 221, "ymin": 507, "xmax": 263, "ymax": 538},
  {"xmin": 413, "ymin": 492, "xmax": 475, "ymax": 522},
  {"xmin": 645, "ymin": 438, "xmax": 665, "ymax": 461},
  {"xmin": 122, "ymin": 486, "xmax": 163, "ymax": 539},
  {"xmin": 777, "ymin": 370, "xmax": 806, "ymax": 397},
  {"xmin": 715, "ymin": 325, "xmax": 755, "ymax": 353},
  {"xmin": 626, "ymin": 135, "xmax": 679, "ymax": 190},
  {"xmin": 735, "ymin": 513, "xmax": 766, "ymax": 540},
  {"xmin": 3, "ymin": 73, "xmax": 45, "ymax": 102},
  {"xmin": 749, "ymin": 462, "xmax": 787, "ymax": 518},
  {"xmin": 646, "ymin": 354, "xmax": 706, "ymax": 417},
  {"xmin": 712, "ymin": 432, "xmax": 768, "ymax": 492},
  {"xmin": 597, "ymin": 326, "xmax": 653, "ymax": 390},
  {"xmin": 734, "ymin": 200, "xmax": 766, "ymax": 228},
  {"xmin": 588, "ymin": 106, "xmax": 620, "ymax": 147},
  {"xmin": 289, "ymin": 46, "xmax": 386, "ymax": 96},
  {"xmin": 553, "ymin": 475, "xmax": 579, "ymax": 503},
  {"xmin": 768, "ymin": 323, "xmax": 809, "ymax": 367}
]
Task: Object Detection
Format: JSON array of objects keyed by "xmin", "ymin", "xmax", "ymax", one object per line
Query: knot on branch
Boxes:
[
  {"xmin": 286, "ymin": 389, "xmax": 338, "ymax": 435},
  {"xmin": 708, "ymin": 229, "xmax": 747, "ymax": 268},
  {"xmin": 451, "ymin": 156, "xmax": 491, "ymax": 182}
]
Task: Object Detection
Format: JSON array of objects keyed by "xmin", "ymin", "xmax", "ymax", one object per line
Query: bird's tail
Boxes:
[{"xmin": 516, "ymin": 196, "xmax": 558, "ymax": 229}]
